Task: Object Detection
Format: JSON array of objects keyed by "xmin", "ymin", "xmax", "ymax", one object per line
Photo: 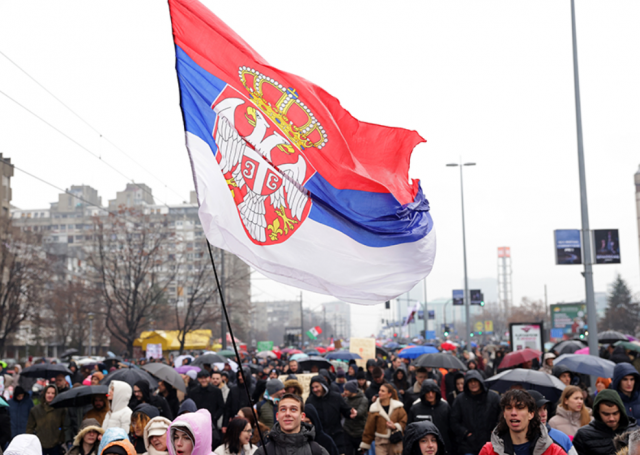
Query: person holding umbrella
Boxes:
[{"xmin": 26, "ymin": 384, "xmax": 69, "ymax": 455}]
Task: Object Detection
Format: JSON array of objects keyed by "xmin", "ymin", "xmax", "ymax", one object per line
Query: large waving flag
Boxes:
[{"xmin": 168, "ymin": 0, "xmax": 435, "ymax": 304}]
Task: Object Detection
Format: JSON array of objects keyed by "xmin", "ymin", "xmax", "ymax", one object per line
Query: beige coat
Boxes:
[
  {"xmin": 360, "ymin": 398, "xmax": 407, "ymax": 451},
  {"xmin": 548, "ymin": 406, "xmax": 591, "ymax": 437}
]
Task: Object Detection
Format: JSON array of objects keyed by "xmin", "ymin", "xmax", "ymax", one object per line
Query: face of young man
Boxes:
[
  {"xmin": 559, "ymin": 372, "xmax": 572, "ymax": 386},
  {"xmin": 425, "ymin": 391, "xmax": 436, "ymax": 405},
  {"xmin": 504, "ymin": 400, "xmax": 534, "ymax": 435},
  {"xmin": 197, "ymin": 376, "xmax": 210, "ymax": 388},
  {"xmin": 415, "ymin": 372, "xmax": 428, "ymax": 386},
  {"xmin": 277, "ymin": 398, "xmax": 305, "ymax": 434},
  {"xmin": 288, "ymin": 361, "xmax": 298, "ymax": 373},
  {"xmin": 538, "ymin": 405, "xmax": 548, "ymax": 425},
  {"xmin": 467, "ymin": 379, "xmax": 481, "ymax": 395},
  {"xmin": 210, "ymin": 374, "xmax": 222, "ymax": 387},
  {"xmin": 311, "ymin": 382, "xmax": 324, "ymax": 397},
  {"xmin": 599, "ymin": 403, "xmax": 621, "ymax": 430},
  {"xmin": 621, "ymin": 375, "xmax": 636, "ymax": 396}
]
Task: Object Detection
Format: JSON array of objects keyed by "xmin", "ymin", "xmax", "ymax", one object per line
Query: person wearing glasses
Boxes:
[{"xmin": 214, "ymin": 417, "xmax": 257, "ymax": 455}]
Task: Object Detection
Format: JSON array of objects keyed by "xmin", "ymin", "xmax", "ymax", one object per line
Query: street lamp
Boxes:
[{"xmin": 447, "ymin": 160, "xmax": 476, "ymax": 349}]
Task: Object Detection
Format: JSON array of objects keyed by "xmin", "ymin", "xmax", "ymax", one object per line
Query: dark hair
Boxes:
[
  {"xmin": 278, "ymin": 393, "xmax": 304, "ymax": 412},
  {"xmin": 380, "ymin": 383, "xmax": 399, "ymax": 401},
  {"xmin": 239, "ymin": 407, "xmax": 256, "ymax": 427},
  {"xmin": 372, "ymin": 367, "xmax": 384, "ymax": 378},
  {"xmin": 495, "ymin": 390, "xmax": 541, "ymax": 442},
  {"xmin": 224, "ymin": 417, "xmax": 251, "ymax": 454}
]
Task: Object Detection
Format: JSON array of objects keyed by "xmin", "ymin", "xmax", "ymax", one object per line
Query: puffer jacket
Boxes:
[
  {"xmin": 450, "ymin": 370, "xmax": 501, "ymax": 455},
  {"xmin": 360, "ymin": 398, "xmax": 407, "ymax": 452},
  {"xmin": 407, "ymin": 380, "xmax": 453, "ymax": 454},
  {"xmin": 479, "ymin": 424, "xmax": 566, "ymax": 455},
  {"xmin": 253, "ymin": 422, "xmax": 329, "ymax": 455},
  {"xmin": 4, "ymin": 434, "xmax": 43, "ymax": 455},
  {"xmin": 547, "ymin": 406, "xmax": 588, "ymax": 437},
  {"xmin": 573, "ymin": 389, "xmax": 638, "ymax": 455},
  {"xmin": 402, "ymin": 421, "xmax": 445, "ymax": 455},
  {"xmin": 344, "ymin": 390, "xmax": 369, "ymax": 438},
  {"xmin": 168, "ymin": 409, "xmax": 213, "ymax": 455},
  {"xmin": 102, "ymin": 381, "xmax": 133, "ymax": 432},
  {"xmin": 610, "ymin": 362, "xmax": 640, "ymax": 420}
]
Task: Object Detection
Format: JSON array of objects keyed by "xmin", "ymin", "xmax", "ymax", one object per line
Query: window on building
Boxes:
[{"xmin": 68, "ymin": 236, "xmax": 73, "ymax": 244}]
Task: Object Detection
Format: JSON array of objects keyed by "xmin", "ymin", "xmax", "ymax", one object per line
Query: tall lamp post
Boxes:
[{"xmin": 447, "ymin": 160, "xmax": 476, "ymax": 349}]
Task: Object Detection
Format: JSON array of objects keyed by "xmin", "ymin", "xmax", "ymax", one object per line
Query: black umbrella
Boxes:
[
  {"xmin": 414, "ymin": 353, "xmax": 468, "ymax": 371},
  {"xmin": 297, "ymin": 356, "xmax": 332, "ymax": 372},
  {"xmin": 103, "ymin": 357, "xmax": 124, "ymax": 369},
  {"xmin": 100, "ymin": 367, "xmax": 158, "ymax": 389},
  {"xmin": 21, "ymin": 363, "xmax": 72, "ymax": 379},
  {"xmin": 60, "ymin": 348, "xmax": 79, "ymax": 359},
  {"xmin": 50, "ymin": 385, "xmax": 108, "ymax": 408},
  {"xmin": 192, "ymin": 353, "xmax": 226, "ymax": 366},
  {"xmin": 142, "ymin": 363, "xmax": 186, "ymax": 393},
  {"xmin": 485, "ymin": 368, "xmax": 566, "ymax": 402},
  {"xmin": 550, "ymin": 339, "xmax": 586, "ymax": 355},
  {"xmin": 375, "ymin": 346, "xmax": 389, "ymax": 358},
  {"xmin": 598, "ymin": 330, "xmax": 628, "ymax": 344}
]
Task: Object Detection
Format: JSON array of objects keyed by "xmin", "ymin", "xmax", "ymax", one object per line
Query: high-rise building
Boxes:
[{"xmin": 0, "ymin": 154, "xmax": 13, "ymax": 220}]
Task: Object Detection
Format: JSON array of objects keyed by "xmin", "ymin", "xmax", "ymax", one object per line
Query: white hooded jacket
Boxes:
[{"xmin": 102, "ymin": 380, "xmax": 133, "ymax": 432}]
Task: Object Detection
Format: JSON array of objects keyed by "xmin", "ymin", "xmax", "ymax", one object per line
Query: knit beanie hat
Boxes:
[
  {"xmin": 344, "ymin": 380, "xmax": 359, "ymax": 394},
  {"xmin": 266, "ymin": 379, "xmax": 284, "ymax": 395}
]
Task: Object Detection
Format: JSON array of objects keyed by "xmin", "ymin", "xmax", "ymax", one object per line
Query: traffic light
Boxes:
[
  {"xmin": 444, "ymin": 326, "xmax": 450, "ymax": 337},
  {"xmin": 393, "ymin": 333, "xmax": 398, "ymax": 338},
  {"xmin": 479, "ymin": 331, "xmax": 483, "ymax": 335},
  {"xmin": 385, "ymin": 300, "xmax": 390, "ymax": 309},
  {"xmin": 470, "ymin": 332, "xmax": 474, "ymax": 337},
  {"xmin": 480, "ymin": 294, "xmax": 485, "ymax": 306}
]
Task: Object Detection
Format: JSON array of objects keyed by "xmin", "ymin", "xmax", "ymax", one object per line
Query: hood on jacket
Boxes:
[
  {"xmin": 543, "ymin": 353, "xmax": 556, "ymax": 363},
  {"xmin": 178, "ymin": 398, "xmax": 197, "ymax": 416},
  {"xmin": 303, "ymin": 403, "xmax": 325, "ymax": 433},
  {"xmin": 98, "ymin": 428, "xmax": 130, "ymax": 455},
  {"xmin": 402, "ymin": 421, "xmax": 445, "ymax": 455},
  {"xmin": 135, "ymin": 403, "xmax": 160, "ymax": 419},
  {"xmin": 73, "ymin": 418, "xmax": 105, "ymax": 447},
  {"xmin": 366, "ymin": 359, "xmax": 377, "ymax": 370},
  {"xmin": 101, "ymin": 439, "xmax": 137, "ymax": 455},
  {"xmin": 283, "ymin": 378, "xmax": 303, "ymax": 396},
  {"xmin": 109, "ymin": 380, "xmax": 133, "ymax": 413},
  {"xmin": 490, "ymin": 423, "xmax": 553, "ymax": 455},
  {"xmin": 611, "ymin": 363, "xmax": 640, "ymax": 394},
  {"xmin": 463, "ymin": 370, "xmax": 486, "ymax": 394},
  {"xmin": 319, "ymin": 369, "xmax": 333, "ymax": 383},
  {"xmin": 419, "ymin": 380, "xmax": 442, "ymax": 405},
  {"xmin": 5, "ymin": 434, "xmax": 42, "ymax": 455},
  {"xmin": 135, "ymin": 380, "xmax": 152, "ymax": 404},
  {"xmin": 143, "ymin": 416, "xmax": 172, "ymax": 451},
  {"xmin": 552, "ymin": 365, "xmax": 574, "ymax": 380},
  {"xmin": 267, "ymin": 421, "xmax": 317, "ymax": 449},
  {"xmin": 167, "ymin": 409, "xmax": 212, "ymax": 455},
  {"xmin": 310, "ymin": 375, "xmax": 329, "ymax": 396},
  {"xmin": 593, "ymin": 389, "xmax": 629, "ymax": 428}
]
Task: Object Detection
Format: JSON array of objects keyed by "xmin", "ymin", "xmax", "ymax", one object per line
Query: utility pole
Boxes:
[
  {"xmin": 299, "ymin": 292, "xmax": 303, "ymax": 349},
  {"xmin": 323, "ymin": 305, "xmax": 327, "ymax": 341},
  {"xmin": 423, "ymin": 278, "xmax": 428, "ymax": 340},
  {"xmin": 570, "ymin": 0, "xmax": 599, "ymax": 357},
  {"xmin": 220, "ymin": 250, "xmax": 226, "ymax": 350}
]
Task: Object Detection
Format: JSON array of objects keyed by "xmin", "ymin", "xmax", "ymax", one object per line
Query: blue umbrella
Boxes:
[
  {"xmin": 554, "ymin": 354, "xmax": 616, "ymax": 378},
  {"xmin": 398, "ymin": 346, "xmax": 439, "ymax": 359},
  {"xmin": 325, "ymin": 351, "xmax": 362, "ymax": 361},
  {"xmin": 290, "ymin": 353, "xmax": 309, "ymax": 361},
  {"xmin": 384, "ymin": 342, "xmax": 400, "ymax": 349}
]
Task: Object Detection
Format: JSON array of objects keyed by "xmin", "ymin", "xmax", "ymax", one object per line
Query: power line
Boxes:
[
  {"xmin": 0, "ymin": 49, "xmax": 186, "ymax": 202},
  {"xmin": 0, "ymin": 87, "xmax": 170, "ymax": 207}
]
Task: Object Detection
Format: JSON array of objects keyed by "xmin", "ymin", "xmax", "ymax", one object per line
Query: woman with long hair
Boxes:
[
  {"xmin": 214, "ymin": 417, "xmax": 257, "ymax": 455},
  {"xmin": 548, "ymin": 385, "xmax": 592, "ymax": 437},
  {"xmin": 130, "ymin": 408, "xmax": 155, "ymax": 454},
  {"xmin": 360, "ymin": 383, "xmax": 408, "ymax": 455},
  {"xmin": 25, "ymin": 384, "xmax": 68, "ymax": 455},
  {"xmin": 237, "ymin": 408, "xmax": 269, "ymax": 446}
]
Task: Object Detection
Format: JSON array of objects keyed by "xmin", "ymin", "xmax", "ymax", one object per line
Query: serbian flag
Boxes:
[{"xmin": 168, "ymin": 0, "xmax": 435, "ymax": 304}]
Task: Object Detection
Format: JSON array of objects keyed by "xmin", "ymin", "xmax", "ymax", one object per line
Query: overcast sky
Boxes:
[{"xmin": 2, "ymin": 1, "xmax": 639, "ymax": 337}]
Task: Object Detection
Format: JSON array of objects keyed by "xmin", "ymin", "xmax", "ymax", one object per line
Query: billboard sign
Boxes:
[
  {"xmin": 257, "ymin": 341, "xmax": 274, "ymax": 352},
  {"xmin": 452, "ymin": 289, "xmax": 464, "ymax": 306},
  {"xmin": 509, "ymin": 322, "xmax": 543, "ymax": 352},
  {"xmin": 594, "ymin": 229, "xmax": 621, "ymax": 264},
  {"xmin": 550, "ymin": 303, "xmax": 586, "ymax": 340},
  {"xmin": 470, "ymin": 289, "xmax": 483, "ymax": 305},
  {"xmin": 554, "ymin": 229, "xmax": 582, "ymax": 265},
  {"xmin": 484, "ymin": 320, "xmax": 494, "ymax": 333}
]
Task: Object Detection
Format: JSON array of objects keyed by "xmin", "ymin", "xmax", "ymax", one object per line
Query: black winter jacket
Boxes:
[
  {"xmin": 188, "ymin": 384, "xmax": 224, "ymax": 428},
  {"xmin": 573, "ymin": 389, "xmax": 637, "ymax": 455},
  {"xmin": 131, "ymin": 380, "xmax": 173, "ymax": 420},
  {"xmin": 450, "ymin": 370, "xmax": 501, "ymax": 455},
  {"xmin": 407, "ymin": 380, "xmax": 453, "ymax": 455},
  {"xmin": 306, "ymin": 376, "xmax": 352, "ymax": 452}
]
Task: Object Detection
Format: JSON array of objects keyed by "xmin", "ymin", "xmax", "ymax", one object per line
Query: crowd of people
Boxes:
[{"xmin": 1, "ymin": 341, "xmax": 640, "ymax": 455}]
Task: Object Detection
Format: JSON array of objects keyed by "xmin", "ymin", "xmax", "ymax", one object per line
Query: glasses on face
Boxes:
[{"xmin": 242, "ymin": 429, "xmax": 254, "ymax": 434}]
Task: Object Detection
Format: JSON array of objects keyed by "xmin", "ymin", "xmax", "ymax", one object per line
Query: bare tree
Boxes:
[
  {"xmin": 87, "ymin": 207, "xmax": 176, "ymax": 355},
  {"xmin": 0, "ymin": 219, "xmax": 49, "ymax": 353}
]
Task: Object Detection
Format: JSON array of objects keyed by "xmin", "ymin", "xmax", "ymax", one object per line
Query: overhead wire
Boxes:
[{"xmin": 0, "ymin": 49, "xmax": 186, "ymax": 202}]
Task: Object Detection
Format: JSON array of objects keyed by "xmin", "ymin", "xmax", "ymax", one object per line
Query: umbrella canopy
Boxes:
[
  {"xmin": 290, "ymin": 353, "xmax": 309, "ymax": 361},
  {"xmin": 498, "ymin": 348, "xmax": 542, "ymax": 370},
  {"xmin": 325, "ymin": 351, "xmax": 362, "ymax": 361},
  {"xmin": 554, "ymin": 354, "xmax": 616, "ymax": 378},
  {"xmin": 175, "ymin": 365, "xmax": 201, "ymax": 374},
  {"xmin": 100, "ymin": 367, "xmax": 158, "ymax": 389},
  {"xmin": 173, "ymin": 355, "xmax": 195, "ymax": 367},
  {"xmin": 21, "ymin": 363, "xmax": 72, "ymax": 379},
  {"xmin": 242, "ymin": 363, "xmax": 262, "ymax": 373},
  {"xmin": 217, "ymin": 350, "xmax": 238, "ymax": 359},
  {"xmin": 575, "ymin": 347, "xmax": 590, "ymax": 355},
  {"xmin": 192, "ymin": 353, "xmax": 226, "ymax": 366},
  {"xmin": 51, "ymin": 385, "xmax": 108, "ymax": 408},
  {"xmin": 384, "ymin": 342, "xmax": 401, "ymax": 349},
  {"xmin": 316, "ymin": 347, "xmax": 327, "ymax": 354},
  {"xmin": 550, "ymin": 339, "xmax": 587, "ymax": 355},
  {"xmin": 103, "ymin": 357, "xmax": 125, "ymax": 369},
  {"xmin": 280, "ymin": 348, "xmax": 297, "ymax": 354},
  {"xmin": 297, "ymin": 356, "xmax": 332, "ymax": 372},
  {"xmin": 485, "ymin": 368, "xmax": 566, "ymax": 402},
  {"xmin": 615, "ymin": 341, "xmax": 640, "ymax": 354},
  {"xmin": 599, "ymin": 330, "xmax": 628, "ymax": 344},
  {"xmin": 60, "ymin": 348, "xmax": 79, "ymax": 359},
  {"xmin": 287, "ymin": 349, "xmax": 303, "ymax": 355},
  {"xmin": 142, "ymin": 363, "xmax": 187, "ymax": 393},
  {"xmin": 304, "ymin": 349, "xmax": 320, "ymax": 356},
  {"xmin": 76, "ymin": 358, "xmax": 101, "ymax": 367},
  {"xmin": 414, "ymin": 353, "xmax": 467, "ymax": 370},
  {"xmin": 398, "ymin": 346, "xmax": 439, "ymax": 359},
  {"xmin": 440, "ymin": 342, "xmax": 457, "ymax": 352},
  {"xmin": 375, "ymin": 346, "xmax": 389, "ymax": 358},
  {"xmin": 256, "ymin": 351, "xmax": 277, "ymax": 359}
]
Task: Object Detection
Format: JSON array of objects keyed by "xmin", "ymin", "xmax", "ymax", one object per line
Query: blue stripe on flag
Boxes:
[
  {"xmin": 176, "ymin": 45, "xmax": 226, "ymax": 155},
  {"xmin": 306, "ymin": 174, "xmax": 433, "ymax": 247}
]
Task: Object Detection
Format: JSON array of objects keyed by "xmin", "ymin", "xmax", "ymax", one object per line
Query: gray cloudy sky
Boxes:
[{"xmin": 1, "ymin": 1, "xmax": 639, "ymax": 337}]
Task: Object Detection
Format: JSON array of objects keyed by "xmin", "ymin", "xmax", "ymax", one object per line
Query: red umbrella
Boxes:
[
  {"xmin": 316, "ymin": 347, "xmax": 327, "ymax": 354},
  {"xmin": 287, "ymin": 349, "xmax": 303, "ymax": 355},
  {"xmin": 498, "ymin": 348, "xmax": 542, "ymax": 369},
  {"xmin": 441, "ymin": 342, "xmax": 457, "ymax": 351}
]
